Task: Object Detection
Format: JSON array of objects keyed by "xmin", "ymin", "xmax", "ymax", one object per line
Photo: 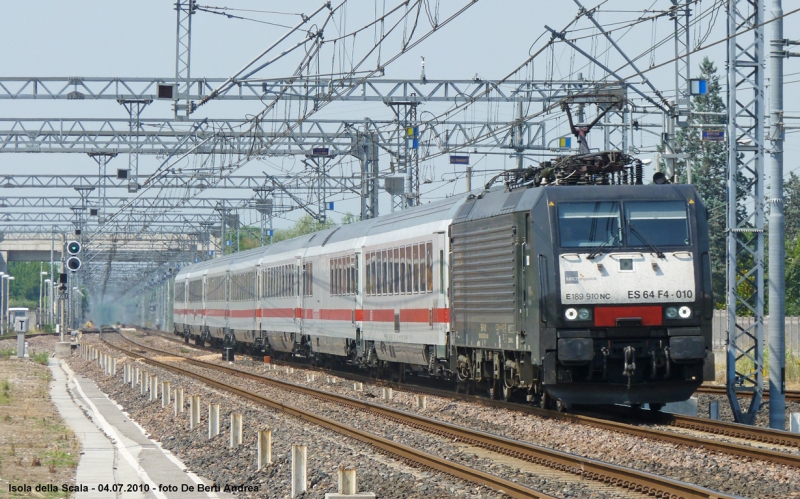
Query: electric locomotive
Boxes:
[{"xmin": 173, "ymin": 154, "xmax": 713, "ymax": 409}]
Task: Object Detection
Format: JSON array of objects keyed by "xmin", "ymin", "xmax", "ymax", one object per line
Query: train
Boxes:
[{"xmin": 173, "ymin": 155, "xmax": 714, "ymax": 410}]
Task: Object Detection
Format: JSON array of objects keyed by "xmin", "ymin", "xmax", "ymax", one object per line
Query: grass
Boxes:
[
  {"xmin": 730, "ymin": 350, "xmax": 800, "ymax": 384},
  {"xmin": 31, "ymin": 351, "xmax": 50, "ymax": 366},
  {"xmin": 0, "ymin": 347, "xmax": 16, "ymax": 359},
  {"xmin": 1, "ymin": 378, "xmax": 11, "ymax": 405}
]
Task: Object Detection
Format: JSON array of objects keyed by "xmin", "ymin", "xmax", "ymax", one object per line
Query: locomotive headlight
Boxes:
[
  {"xmin": 665, "ymin": 307, "xmax": 679, "ymax": 319},
  {"xmin": 678, "ymin": 306, "xmax": 692, "ymax": 319},
  {"xmin": 565, "ymin": 308, "xmax": 578, "ymax": 320},
  {"xmin": 577, "ymin": 308, "xmax": 592, "ymax": 321}
]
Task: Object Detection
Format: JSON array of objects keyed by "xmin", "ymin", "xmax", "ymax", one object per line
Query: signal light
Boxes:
[
  {"xmin": 67, "ymin": 241, "xmax": 81, "ymax": 255},
  {"xmin": 67, "ymin": 257, "xmax": 81, "ymax": 272}
]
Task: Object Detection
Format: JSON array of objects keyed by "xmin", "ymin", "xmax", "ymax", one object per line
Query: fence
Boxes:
[{"xmin": 711, "ymin": 310, "xmax": 800, "ymax": 354}]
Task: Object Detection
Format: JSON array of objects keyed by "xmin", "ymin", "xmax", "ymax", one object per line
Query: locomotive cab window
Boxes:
[
  {"xmin": 557, "ymin": 202, "xmax": 621, "ymax": 248},
  {"xmin": 625, "ymin": 201, "xmax": 689, "ymax": 246}
]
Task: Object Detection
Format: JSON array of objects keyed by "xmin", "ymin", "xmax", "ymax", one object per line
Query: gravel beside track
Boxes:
[
  {"xmin": 104, "ymin": 331, "xmax": 799, "ymax": 499},
  {"xmin": 76, "ymin": 334, "xmax": 649, "ymax": 499}
]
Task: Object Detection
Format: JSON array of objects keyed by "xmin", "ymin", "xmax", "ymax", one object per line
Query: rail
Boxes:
[{"xmin": 101, "ymin": 331, "xmax": 737, "ymax": 499}]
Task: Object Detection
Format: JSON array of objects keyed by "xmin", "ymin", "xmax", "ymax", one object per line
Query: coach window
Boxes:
[
  {"xmin": 387, "ymin": 249, "xmax": 393, "ymax": 295},
  {"xmin": 426, "ymin": 242, "xmax": 433, "ymax": 293},
  {"xmin": 381, "ymin": 250, "xmax": 391, "ymax": 295},
  {"xmin": 418, "ymin": 243, "xmax": 427, "ymax": 293},
  {"xmin": 399, "ymin": 247, "xmax": 406, "ymax": 293},
  {"xmin": 376, "ymin": 251, "xmax": 382, "ymax": 295},
  {"xmin": 338, "ymin": 258, "xmax": 344, "ymax": 295},
  {"xmin": 405, "ymin": 245, "xmax": 413, "ymax": 293},
  {"xmin": 377, "ymin": 251, "xmax": 386, "ymax": 295},
  {"xmin": 393, "ymin": 248, "xmax": 400, "ymax": 294},
  {"xmin": 411, "ymin": 245, "xmax": 418, "ymax": 293}
]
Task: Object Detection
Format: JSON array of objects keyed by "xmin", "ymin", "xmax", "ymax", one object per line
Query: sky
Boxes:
[{"xmin": 1, "ymin": 0, "xmax": 798, "ymax": 234}]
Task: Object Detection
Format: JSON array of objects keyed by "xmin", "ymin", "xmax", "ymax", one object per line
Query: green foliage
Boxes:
[
  {"xmin": 31, "ymin": 351, "xmax": 50, "ymax": 366},
  {"xmin": 0, "ymin": 348, "xmax": 15, "ymax": 359},
  {"xmin": 7, "ymin": 261, "xmax": 47, "ymax": 304},
  {"xmin": 226, "ymin": 214, "xmax": 345, "ymax": 255},
  {"xmin": 675, "ymin": 57, "xmax": 728, "ymax": 307},
  {"xmin": 785, "ymin": 172, "xmax": 800, "ymax": 242},
  {"xmin": 0, "ymin": 378, "xmax": 10, "ymax": 404},
  {"xmin": 786, "ymin": 237, "xmax": 800, "ymax": 316}
]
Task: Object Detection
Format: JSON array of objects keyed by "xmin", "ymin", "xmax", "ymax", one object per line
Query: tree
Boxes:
[
  {"xmin": 675, "ymin": 57, "xmax": 728, "ymax": 306},
  {"xmin": 7, "ymin": 261, "xmax": 45, "ymax": 309},
  {"xmin": 782, "ymin": 173, "xmax": 800, "ymax": 314},
  {"xmin": 784, "ymin": 172, "xmax": 800, "ymax": 243}
]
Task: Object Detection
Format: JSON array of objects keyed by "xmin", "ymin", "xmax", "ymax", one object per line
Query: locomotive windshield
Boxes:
[
  {"xmin": 557, "ymin": 200, "xmax": 690, "ymax": 248},
  {"xmin": 624, "ymin": 201, "xmax": 689, "ymax": 246},
  {"xmin": 557, "ymin": 202, "xmax": 621, "ymax": 248}
]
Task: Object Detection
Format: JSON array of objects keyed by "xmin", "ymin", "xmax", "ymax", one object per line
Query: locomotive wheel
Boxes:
[
  {"xmin": 542, "ymin": 392, "xmax": 557, "ymax": 410},
  {"xmin": 184, "ymin": 334, "xmax": 189, "ymax": 344}
]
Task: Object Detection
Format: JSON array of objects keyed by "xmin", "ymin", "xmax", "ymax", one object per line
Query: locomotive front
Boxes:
[{"xmin": 538, "ymin": 184, "xmax": 713, "ymax": 407}]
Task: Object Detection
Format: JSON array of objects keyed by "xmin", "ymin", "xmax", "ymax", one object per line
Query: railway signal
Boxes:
[{"xmin": 66, "ymin": 240, "xmax": 82, "ymax": 272}]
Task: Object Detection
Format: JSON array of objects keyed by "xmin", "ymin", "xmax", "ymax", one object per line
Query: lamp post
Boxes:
[
  {"xmin": 39, "ymin": 271, "xmax": 48, "ymax": 330},
  {"xmin": 5, "ymin": 276, "xmax": 14, "ymax": 333},
  {"xmin": 44, "ymin": 279, "xmax": 51, "ymax": 330},
  {"xmin": 1, "ymin": 274, "xmax": 7, "ymax": 334}
]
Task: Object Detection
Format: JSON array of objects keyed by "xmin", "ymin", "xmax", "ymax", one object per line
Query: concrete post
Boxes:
[
  {"xmin": 132, "ymin": 367, "xmax": 138, "ymax": 388},
  {"xmin": 306, "ymin": 374, "xmax": 315, "ymax": 382},
  {"xmin": 175, "ymin": 387, "xmax": 184, "ymax": 416},
  {"xmin": 338, "ymin": 467, "xmax": 357, "ymax": 495},
  {"xmin": 162, "ymin": 381, "xmax": 171, "ymax": 408},
  {"xmin": 353, "ymin": 382, "xmax": 363, "ymax": 391},
  {"xmin": 111, "ymin": 358, "xmax": 116, "ymax": 376},
  {"xmin": 208, "ymin": 403, "xmax": 219, "ymax": 438},
  {"xmin": 416, "ymin": 395, "xmax": 427, "ymax": 409},
  {"xmin": 791, "ymin": 413, "xmax": 800, "ymax": 433},
  {"xmin": 382, "ymin": 387, "xmax": 393, "ymax": 401},
  {"xmin": 230, "ymin": 413, "xmax": 242, "ymax": 447},
  {"xmin": 150, "ymin": 376, "xmax": 159, "ymax": 402},
  {"xmin": 141, "ymin": 372, "xmax": 147, "ymax": 395},
  {"xmin": 123, "ymin": 364, "xmax": 129, "ymax": 383},
  {"xmin": 709, "ymin": 401, "xmax": 720, "ymax": 420},
  {"xmin": 190, "ymin": 395, "xmax": 200, "ymax": 429},
  {"xmin": 257, "ymin": 429, "xmax": 272, "ymax": 469},
  {"xmin": 291, "ymin": 445, "xmax": 307, "ymax": 498}
]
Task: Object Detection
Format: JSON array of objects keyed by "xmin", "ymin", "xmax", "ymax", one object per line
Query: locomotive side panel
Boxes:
[{"xmin": 451, "ymin": 213, "xmax": 527, "ymax": 351}]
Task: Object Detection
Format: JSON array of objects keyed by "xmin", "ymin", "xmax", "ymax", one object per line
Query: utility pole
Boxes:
[{"xmin": 768, "ymin": 0, "xmax": 786, "ymax": 430}]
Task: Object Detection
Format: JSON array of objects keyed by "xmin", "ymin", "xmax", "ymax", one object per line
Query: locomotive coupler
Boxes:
[{"xmin": 623, "ymin": 346, "xmax": 636, "ymax": 388}]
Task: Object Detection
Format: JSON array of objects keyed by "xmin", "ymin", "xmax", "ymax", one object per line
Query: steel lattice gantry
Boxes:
[{"xmin": 726, "ymin": 0, "xmax": 766, "ymax": 425}]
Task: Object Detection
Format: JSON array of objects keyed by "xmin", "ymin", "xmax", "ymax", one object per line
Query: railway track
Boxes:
[
  {"xmin": 99, "ymin": 330, "xmax": 740, "ymax": 499},
  {"xmin": 696, "ymin": 384, "xmax": 800, "ymax": 403},
  {"xmin": 139, "ymin": 327, "xmax": 800, "ymax": 457}
]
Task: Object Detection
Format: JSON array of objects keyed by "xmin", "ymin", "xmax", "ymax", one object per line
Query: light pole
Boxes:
[
  {"xmin": 44, "ymin": 279, "xmax": 51, "ymax": 329},
  {"xmin": 6, "ymin": 276, "xmax": 14, "ymax": 332},
  {"xmin": 39, "ymin": 271, "xmax": 48, "ymax": 330},
  {"xmin": 1, "ymin": 274, "xmax": 8, "ymax": 334}
]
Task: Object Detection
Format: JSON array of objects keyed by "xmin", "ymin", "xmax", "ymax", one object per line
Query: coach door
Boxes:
[
  {"xmin": 296, "ymin": 255, "xmax": 304, "ymax": 329},
  {"xmin": 202, "ymin": 271, "xmax": 208, "ymax": 329},
  {"xmin": 225, "ymin": 270, "xmax": 231, "ymax": 331},
  {"xmin": 255, "ymin": 261, "xmax": 263, "ymax": 332}
]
